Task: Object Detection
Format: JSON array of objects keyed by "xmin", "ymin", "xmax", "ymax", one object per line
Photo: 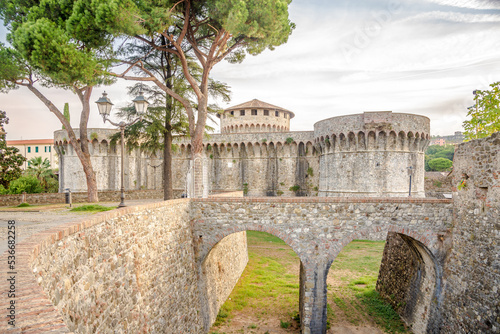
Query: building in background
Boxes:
[
  {"xmin": 430, "ymin": 131, "xmax": 464, "ymax": 146},
  {"xmin": 7, "ymin": 139, "xmax": 58, "ymax": 170}
]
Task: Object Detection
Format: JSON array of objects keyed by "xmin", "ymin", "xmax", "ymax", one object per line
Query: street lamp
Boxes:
[
  {"xmin": 407, "ymin": 166, "xmax": 414, "ymax": 197},
  {"xmin": 96, "ymin": 90, "xmax": 149, "ymax": 207}
]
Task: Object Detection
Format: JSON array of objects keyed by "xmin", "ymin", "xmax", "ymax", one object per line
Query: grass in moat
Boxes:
[{"xmin": 210, "ymin": 231, "xmax": 409, "ymax": 333}]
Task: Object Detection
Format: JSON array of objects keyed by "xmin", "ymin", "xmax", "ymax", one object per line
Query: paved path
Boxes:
[{"xmin": 0, "ymin": 199, "xmax": 162, "ymax": 254}]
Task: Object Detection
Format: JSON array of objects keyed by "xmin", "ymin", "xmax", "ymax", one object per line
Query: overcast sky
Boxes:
[{"xmin": 1, "ymin": 0, "xmax": 499, "ymax": 140}]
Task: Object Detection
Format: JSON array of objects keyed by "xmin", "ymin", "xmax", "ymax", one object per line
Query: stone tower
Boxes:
[
  {"xmin": 218, "ymin": 99, "xmax": 294, "ymax": 134},
  {"xmin": 314, "ymin": 111, "xmax": 430, "ymax": 197}
]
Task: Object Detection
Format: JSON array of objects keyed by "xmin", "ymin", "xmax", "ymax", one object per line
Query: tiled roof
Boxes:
[
  {"xmin": 225, "ymin": 99, "xmax": 295, "ymax": 118},
  {"xmin": 7, "ymin": 139, "xmax": 54, "ymax": 145}
]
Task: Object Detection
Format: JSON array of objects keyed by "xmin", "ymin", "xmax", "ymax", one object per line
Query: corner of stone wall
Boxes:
[{"xmin": 440, "ymin": 132, "xmax": 500, "ymax": 333}]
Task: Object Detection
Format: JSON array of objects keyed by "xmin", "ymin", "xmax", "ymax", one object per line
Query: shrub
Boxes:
[
  {"xmin": 285, "ymin": 137, "xmax": 293, "ymax": 144},
  {"xmin": 289, "ymin": 185, "xmax": 300, "ymax": 192},
  {"xmin": 428, "ymin": 158, "xmax": 453, "ymax": 171},
  {"xmin": 8, "ymin": 175, "xmax": 43, "ymax": 194}
]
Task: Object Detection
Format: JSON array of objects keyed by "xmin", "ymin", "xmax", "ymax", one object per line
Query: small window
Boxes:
[
  {"xmin": 230, "ymin": 111, "xmax": 234, "ymax": 116},
  {"xmin": 49, "ymin": 146, "xmax": 51, "ymax": 152},
  {"xmin": 240, "ymin": 110, "xmax": 245, "ymax": 116},
  {"xmin": 264, "ymin": 110, "xmax": 269, "ymax": 116},
  {"xmin": 35, "ymin": 146, "xmax": 39, "ymax": 153},
  {"xmin": 45, "ymin": 146, "xmax": 47, "ymax": 152},
  {"xmin": 284, "ymin": 113, "xmax": 287, "ymax": 118},
  {"xmin": 275, "ymin": 111, "xmax": 279, "ymax": 117},
  {"xmin": 251, "ymin": 109, "xmax": 257, "ymax": 116},
  {"xmin": 28, "ymin": 146, "xmax": 31, "ymax": 153}
]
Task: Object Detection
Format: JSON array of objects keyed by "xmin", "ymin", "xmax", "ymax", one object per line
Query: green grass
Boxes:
[
  {"xmin": 280, "ymin": 320, "xmax": 290, "ymax": 328},
  {"xmin": 212, "ymin": 232, "xmax": 408, "ymax": 333},
  {"xmin": 246, "ymin": 230, "xmax": 286, "ymax": 245},
  {"xmin": 70, "ymin": 204, "xmax": 115, "ymax": 212},
  {"xmin": 16, "ymin": 202, "xmax": 30, "ymax": 207}
]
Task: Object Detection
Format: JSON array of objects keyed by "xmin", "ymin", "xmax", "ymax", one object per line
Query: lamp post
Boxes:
[
  {"xmin": 95, "ymin": 90, "xmax": 149, "ymax": 207},
  {"xmin": 407, "ymin": 166, "xmax": 414, "ymax": 197}
]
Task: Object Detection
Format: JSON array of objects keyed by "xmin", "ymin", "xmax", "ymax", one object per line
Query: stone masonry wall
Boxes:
[
  {"xmin": 30, "ymin": 200, "xmax": 248, "ymax": 333},
  {"xmin": 440, "ymin": 132, "xmax": 500, "ymax": 333},
  {"xmin": 0, "ymin": 189, "xmax": 184, "ymax": 207},
  {"xmin": 201, "ymin": 231, "xmax": 248, "ymax": 327}
]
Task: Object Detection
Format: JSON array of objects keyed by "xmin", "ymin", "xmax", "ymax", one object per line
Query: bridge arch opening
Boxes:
[
  {"xmin": 203, "ymin": 230, "xmax": 303, "ymax": 333},
  {"xmin": 324, "ymin": 230, "xmax": 442, "ymax": 334}
]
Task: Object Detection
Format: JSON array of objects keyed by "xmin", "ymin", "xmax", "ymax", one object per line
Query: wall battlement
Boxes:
[{"xmin": 54, "ymin": 106, "xmax": 429, "ymax": 198}]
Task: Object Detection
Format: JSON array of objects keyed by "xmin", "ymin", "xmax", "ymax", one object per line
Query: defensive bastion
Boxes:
[
  {"xmin": 1, "ymin": 133, "xmax": 498, "ymax": 334},
  {"xmin": 55, "ymin": 99, "xmax": 430, "ymax": 198}
]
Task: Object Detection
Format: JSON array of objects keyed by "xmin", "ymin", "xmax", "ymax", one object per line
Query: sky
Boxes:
[{"xmin": 1, "ymin": 0, "xmax": 500, "ymax": 140}]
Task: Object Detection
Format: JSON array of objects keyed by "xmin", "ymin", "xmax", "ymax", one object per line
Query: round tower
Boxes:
[
  {"xmin": 314, "ymin": 111, "xmax": 430, "ymax": 197},
  {"xmin": 218, "ymin": 99, "xmax": 294, "ymax": 134}
]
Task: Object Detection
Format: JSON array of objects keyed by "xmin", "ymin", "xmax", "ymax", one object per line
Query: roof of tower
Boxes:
[{"xmin": 224, "ymin": 99, "xmax": 295, "ymax": 118}]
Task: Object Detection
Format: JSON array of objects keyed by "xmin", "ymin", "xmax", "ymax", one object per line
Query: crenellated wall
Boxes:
[
  {"xmin": 55, "ymin": 129, "xmax": 320, "ymax": 197},
  {"xmin": 54, "ymin": 111, "xmax": 429, "ymax": 198},
  {"xmin": 314, "ymin": 112, "xmax": 430, "ymax": 197}
]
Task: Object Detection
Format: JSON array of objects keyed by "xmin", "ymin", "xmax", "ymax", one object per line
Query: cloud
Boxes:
[{"xmin": 422, "ymin": 0, "xmax": 500, "ymax": 10}]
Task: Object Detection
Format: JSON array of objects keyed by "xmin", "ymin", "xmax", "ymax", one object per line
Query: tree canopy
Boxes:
[
  {"xmin": 463, "ymin": 81, "xmax": 500, "ymax": 141},
  {"xmin": 425, "ymin": 144, "xmax": 455, "ymax": 172},
  {"xmin": 0, "ymin": 0, "xmax": 119, "ymax": 201}
]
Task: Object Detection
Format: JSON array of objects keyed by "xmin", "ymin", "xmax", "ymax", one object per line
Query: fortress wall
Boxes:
[
  {"xmin": 315, "ymin": 112, "xmax": 430, "ymax": 197},
  {"xmin": 172, "ymin": 132, "xmax": 319, "ymax": 196},
  {"xmin": 376, "ymin": 132, "xmax": 499, "ymax": 333},
  {"xmin": 30, "ymin": 200, "xmax": 248, "ymax": 333},
  {"xmin": 440, "ymin": 132, "xmax": 500, "ymax": 333}
]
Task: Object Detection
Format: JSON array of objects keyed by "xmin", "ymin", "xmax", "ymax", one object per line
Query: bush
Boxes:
[
  {"xmin": 428, "ymin": 158, "xmax": 453, "ymax": 171},
  {"xmin": 8, "ymin": 175, "xmax": 43, "ymax": 194},
  {"xmin": 0, "ymin": 184, "xmax": 8, "ymax": 195}
]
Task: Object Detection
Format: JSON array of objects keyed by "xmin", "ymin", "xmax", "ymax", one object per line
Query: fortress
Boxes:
[{"xmin": 55, "ymin": 99, "xmax": 430, "ymax": 198}]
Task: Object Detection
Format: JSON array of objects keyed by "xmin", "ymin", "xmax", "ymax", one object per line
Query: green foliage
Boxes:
[
  {"xmin": 70, "ymin": 204, "xmax": 114, "ymax": 212},
  {"xmin": 17, "ymin": 202, "xmax": 30, "ymax": 207},
  {"xmin": 243, "ymin": 182, "xmax": 249, "ymax": 196},
  {"xmin": 90, "ymin": 132, "xmax": 98, "ymax": 141},
  {"xmin": 0, "ymin": 110, "xmax": 26, "ymax": 188},
  {"xmin": 26, "ymin": 157, "xmax": 58, "ymax": 192},
  {"xmin": 285, "ymin": 137, "xmax": 293, "ymax": 144},
  {"xmin": 8, "ymin": 175, "xmax": 43, "ymax": 194},
  {"xmin": 62, "ymin": 103, "xmax": 70, "ymax": 130},
  {"xmin": 289, "ymin": 185, "xmax": 300, "ymax": 192},
  {"xmin": 424, "ymin": 145, "xmax": 454, "ymax": 171},
  {"xmin": 280, "ymin": 320, "xmax": 290, "ymax": 328},
  {"xmin": 433, "ymin": 180, "xmax": 442, "ymax": 188},
  {"xmin": 428, "ymin": 158, "xmax": 452, "ymax": 172},
  {"xmin": 1, "ymin": 1, "xmax": 114, "ymax": 87},
  {"xmin": 307, "ymin": 167, "xmax": 314, "ymax": 177},
  {"xmin": 464, "ymin": 82, "xmax": 500, "ymax": 140}
]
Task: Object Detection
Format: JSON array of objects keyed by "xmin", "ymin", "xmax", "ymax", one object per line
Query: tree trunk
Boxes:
[
  {"xmin": 163, "ymin": 129, "xmax": 173, "ymax": 200},
  {"xmin": 27, "ymin": 84, "xmax": 99, "ymax": 202}
]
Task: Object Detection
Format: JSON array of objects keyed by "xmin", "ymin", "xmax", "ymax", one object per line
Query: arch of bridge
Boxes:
[{"xmin": 191, "ymin": 198, "xmax": 453, "ymax": 265}]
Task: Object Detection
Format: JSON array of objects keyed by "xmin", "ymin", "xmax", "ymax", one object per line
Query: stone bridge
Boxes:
[
  {"xmin": 1, "ymin": 196, "xmax": 453, "ymax": 334},
  {"xmin": 191, "ymin": 197, "xmax": 453, "ymax": 333}
]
